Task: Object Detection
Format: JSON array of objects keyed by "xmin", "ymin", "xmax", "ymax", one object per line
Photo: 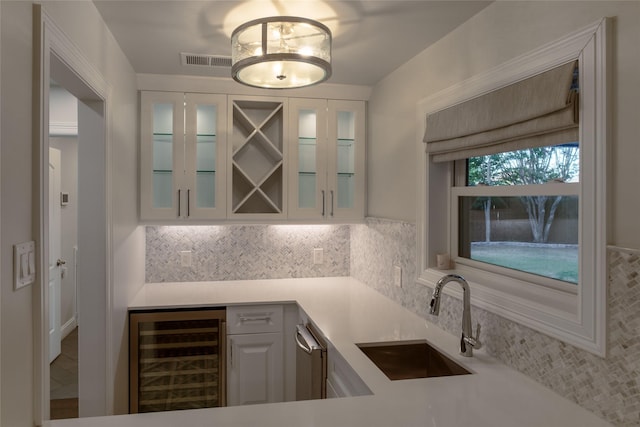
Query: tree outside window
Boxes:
[{"xmin": 461, "ymin": 144, "xmax": 580, "ymax": 283}]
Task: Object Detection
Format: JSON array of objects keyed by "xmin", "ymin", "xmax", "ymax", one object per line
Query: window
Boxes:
[
  {"xmin": 454, "ymin": 143, "xmax": 580, "ymax": 289},
  {"xmin": 417, "ymin": 19, "xmax": 609, "ymax": 356}
]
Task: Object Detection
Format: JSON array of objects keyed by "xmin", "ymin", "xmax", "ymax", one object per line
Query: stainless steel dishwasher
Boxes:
[{"xmin": 295, "ymin": 323, "xmax": 327, "ymax": 400}]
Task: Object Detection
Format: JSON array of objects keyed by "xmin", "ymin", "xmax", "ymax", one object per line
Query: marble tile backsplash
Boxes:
[
  {"xmin": 146, "ymin": 225, "xmax": 350, "ymax": 282},
  {"xmin": 350, "ymin": 217, "xmax": 639, "ymax": 427}
]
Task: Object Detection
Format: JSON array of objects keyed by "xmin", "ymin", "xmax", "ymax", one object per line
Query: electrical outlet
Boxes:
[
  {"xmin": 180, "ymin": 250, "xmax": 192, "ymax": 267},
  {"xmin": 313, "ymin": 248, "xmax": 324, "ymax": 265},
  {"xmin": 394, "ymin": 265, "xmax": 402, "ymax": 288}
]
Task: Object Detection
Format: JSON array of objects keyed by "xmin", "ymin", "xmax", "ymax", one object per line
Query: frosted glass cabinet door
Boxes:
[
  {"xmin": 140, "ymin": 91, "xmax": 185, "ymax": 220},
  {"xmin": 184, "ymin": 93, "xmax": 227, "ymax": 219},
  {"xmin": 288, "ymin": 98, "xmax": 328, "ymax": 219},
  {"xmin": 141, "ymin": 91, "xmax": 227, "ymax": 221},
  {"xmin": 288, "ymin": 99, "xmax": 365, "ymax": 221},
  {"xmin": 327, "ymin": 100, "xmax": 365, "ymax": 220}
]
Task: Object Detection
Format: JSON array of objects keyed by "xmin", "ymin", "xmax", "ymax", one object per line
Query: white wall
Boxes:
[
  {"xmin": 0, "ymin": 1, "xmax": 143, "ymax": 424},
  {"xmin": 1, "ymin": 4, "xmax": 38, "ymax": 424},
  {"xmin": 367, "ymin": 1, "xmax": 640, "ymax": 251},
  {"xmin": 50, "ymin": 84, "xmax": 78, "ymax": 136}
]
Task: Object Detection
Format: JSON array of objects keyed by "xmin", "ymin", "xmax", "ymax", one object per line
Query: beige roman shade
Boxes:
[{"xmin": 424, "ymin": 61, "xmax": 579, "ymax": 162}]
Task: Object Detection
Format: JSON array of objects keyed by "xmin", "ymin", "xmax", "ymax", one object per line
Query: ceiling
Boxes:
[{"xmin": 93, "ymin": 1, "xmax": 491, "ymax": 87}]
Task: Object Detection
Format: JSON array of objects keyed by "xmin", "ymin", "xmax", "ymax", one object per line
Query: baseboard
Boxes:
[{"xmin": 61, "ymin": 316, "xmax": 78, "ymax": 339}]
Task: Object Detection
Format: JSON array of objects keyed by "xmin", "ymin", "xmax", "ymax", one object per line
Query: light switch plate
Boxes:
[
  {"xmin": 313, "ymin": 248, "xmax": 324, "ymax": 265},
  {"xmin": 180, "ymin": 250, "xmax": 192, "ymax": 267},
  {"xmin": 394, "ymin": 265, "xmax": 402, "ymax": 288},
  {"xmin": 60, "ymin": 191, "xmax": 70, "ymax": 206},
  {"xmin": 14, "ymin": 241, "xmax": 36, "ymax": 290}
]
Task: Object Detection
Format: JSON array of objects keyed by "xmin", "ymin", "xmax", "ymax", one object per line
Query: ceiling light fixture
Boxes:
[{"xmin": 231, "ymin": 16, "xmax": 332, "ymax": 89}]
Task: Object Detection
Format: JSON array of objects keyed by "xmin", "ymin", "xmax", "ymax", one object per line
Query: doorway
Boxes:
[
  {"xmin": 34, "ymin": 6, "xmax": 111, "ymax": 423},
  {"xmin": 48, "ymin": 83, "xmax": 80, "ymax": 419}
]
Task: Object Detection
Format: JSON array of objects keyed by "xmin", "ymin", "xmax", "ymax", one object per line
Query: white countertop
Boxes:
[{"xmin": 48, "ymin": 277, "xmax": 611, "ymax": 427}]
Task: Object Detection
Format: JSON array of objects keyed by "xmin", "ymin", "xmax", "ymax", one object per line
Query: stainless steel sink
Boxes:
[{"xmin": 357, "ymin": 340, "xmax": 471, "ymax": 380}]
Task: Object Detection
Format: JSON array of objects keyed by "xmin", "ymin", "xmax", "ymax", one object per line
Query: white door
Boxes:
[
  {"xmin": 49, "ymin": 148, "xmax": 63, "ymax": 363},
  {"xmin": 227, "ymin": 333, "xmax": 284, "ymax": 406}
]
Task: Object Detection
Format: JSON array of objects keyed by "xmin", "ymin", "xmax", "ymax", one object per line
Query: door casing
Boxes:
[{"xmin": 33, "ymin": 5, "xmax": 112, "ymax": 422}]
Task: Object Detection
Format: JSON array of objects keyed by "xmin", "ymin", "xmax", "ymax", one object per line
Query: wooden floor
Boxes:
[
  {"xmin": 50, "ymin": 328, "xmax": 78, "ymax": 420},
  {"xmin": 50, "ymin": 398, "xmax": 79, "ymax": 420}
]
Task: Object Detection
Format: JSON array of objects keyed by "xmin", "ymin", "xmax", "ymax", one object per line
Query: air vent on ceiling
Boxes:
[{"xmin": 180, "ymin": 53, "xmax": 232, "ymax": 68}]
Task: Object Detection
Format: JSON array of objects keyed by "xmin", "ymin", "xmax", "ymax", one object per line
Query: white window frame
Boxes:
[{"xmin": 416, "ymin": 19, "xmax": 609, "ymax": 356}]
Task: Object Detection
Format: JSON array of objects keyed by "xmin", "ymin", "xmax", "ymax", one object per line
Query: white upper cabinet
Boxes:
[
  {"xmin": 287, "ymin": 98, "xmax": 328, "ymax": 220},
  {"xmin": 288, "ymin": 99, "xmax": 365, "ymax": 220},
  {"xmin": 141, "ymin": 91, "xmax": 364, "ymax": 223},
  {"xmin": 140, "ymin": 91, "xmax": 183, "ymax": 220},
  {"xmin": 140, "ymin": 91, "xmax": 227, "ymax": 220},
  {"xmin": 228, "ymin": 96, "xmax": 288, "ymax": 220}
]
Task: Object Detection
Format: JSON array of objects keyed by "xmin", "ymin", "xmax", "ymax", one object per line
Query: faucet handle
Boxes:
[{"xmin": 464, "ymin": 323, "xmax": 482, "ymax": 349}]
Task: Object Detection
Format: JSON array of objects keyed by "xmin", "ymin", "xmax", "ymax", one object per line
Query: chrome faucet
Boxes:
[{"xmin": 429, "ymin": 274, "xmax": 481, "ymax": 357}]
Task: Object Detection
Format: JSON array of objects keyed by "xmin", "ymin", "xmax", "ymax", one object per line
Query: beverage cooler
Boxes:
[{"xmin": 129, "ymin": 308, "xmax": 226, "ymax": 413}]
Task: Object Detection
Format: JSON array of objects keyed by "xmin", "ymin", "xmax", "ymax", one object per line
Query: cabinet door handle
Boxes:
[
  {"xmin": 187, "ymin": 189, "xmax": 191, "ymax": 217},
  {"xmin": 220, "ymin": 321, "xmax": 227, "ymax": 407},
  {"xmin": 177, "ymin": 189, "xmax": 182, "ymax": 217},
  {"xmin": 239, "ymin": 315, "xmax": 272, "ymax": 323},
  {"xmin": 295, "ymin": 328, "xmax": 312, "ymax": 354},
  {"xmin": 330, "ymin": 190, "xmax": 334, "ymax": 217},
  {"xmin": 321, "ymin": 190, "xmax": 326, "ymax": 217}
]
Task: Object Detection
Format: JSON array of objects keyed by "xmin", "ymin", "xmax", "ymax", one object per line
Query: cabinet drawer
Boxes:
[{"xmin": 227, "ymin": 305, "xmax": 283, "ymax": 334}]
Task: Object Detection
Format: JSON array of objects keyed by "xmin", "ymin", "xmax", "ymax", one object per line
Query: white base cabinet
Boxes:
[
  {"xmin": 227, "ymin": 333, "xmax": 283, "ymax": 406},
  {"xmin": 226, "ymin": 305, "xmax": 285, "ymax": 406},
  {"xmin": 326, "ymin": 347, "xmax": 371, "ymax": 398}
]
